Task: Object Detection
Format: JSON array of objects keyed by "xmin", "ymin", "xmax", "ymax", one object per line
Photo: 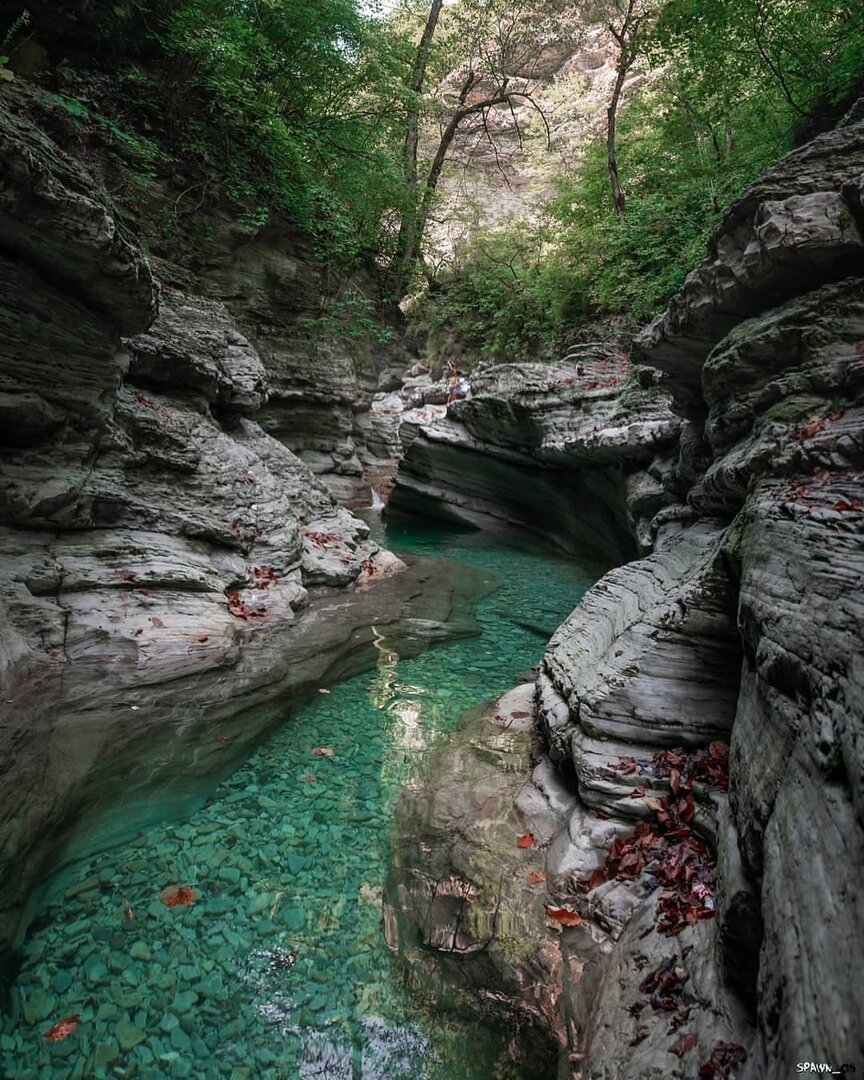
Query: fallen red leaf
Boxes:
[
  {"xmin": 252, "ymin": 565, "xmax": 278, "ymax": 589},
  {"xmin": 670, "ymin": 1032, "xmax": 699, "ymax": 1057},
  {"xmin": 226, "ymin": 591, "xmax": 267, "ymax": 620},
  {"xmin": 150, "ymin": 616, "xmax": 164, "ymax": 628},
  {"xmin": 44, "ymin": 1015, "xmax": 79, "ymax": 1042},
  {"xmin": 610, "ymin": 755, "xmax": 638, "ymax": 775},
  {"xmin": 159, "ymin": 885, "xmax": 196, "ymax": 908},
  {"xmin": 311, "ymin": 746, "xmax": 335, "ymax": 757},
  {"xmin": 545, "ymin": 904, "xmax": 582, "ymax": 926},
  {"xmin": 113, "ymin": 569, "xmax": 137, "ymax": 582},
  {"xmin": 526, "ymin": 871, "xmax": 547, "ymax": 885},
  {"xmin": 698, "ymin": 1041, "xmax": 748, "ymax": 1079},
  {"xmin": 517, "ymin": 832, "xmax": 535, "ymax": 848}
]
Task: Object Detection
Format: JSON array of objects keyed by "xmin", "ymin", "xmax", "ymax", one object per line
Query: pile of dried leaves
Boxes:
[
  {"xmin": 302, "ymin": 529, "xmax": 340, "ymax": 547},
  {"xmin": 225, "ymin": 590, "xmax": 266, "ymax": 620},
  {"xmin": 629, "ymin": 953, "xmax": 701, "ymax": 1051},
  {"xmin": 251, "ymin": 565, "xmax": 278, "ymax": 589},
  {"xmin": 581, "ymin": 741, "xmax": 729, "ymax": 935},
  {"xmin": 698, "ymin": 1041, "xmax": 748, "ymax": 1078},
  {"xmin": 609, "ymin": 741, "xmax": 729, "ymax": 793}
]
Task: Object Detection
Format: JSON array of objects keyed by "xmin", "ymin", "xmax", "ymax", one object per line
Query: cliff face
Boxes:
[
  {"xmin": 387, "ymin": 103, "xmax": 864, "ymax": 1079},
  {"xmin": 389, "ymin": 358, "xmax": 682, "ymax": 561},
  {"xmin": 0, "ymin": 80, "xmax": 489, "ymax": 969}
]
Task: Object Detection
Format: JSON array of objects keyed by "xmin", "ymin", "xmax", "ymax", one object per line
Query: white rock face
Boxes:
[{"xmin": 390, "ymin": 360, "xmax": 682, "ymax": 561}]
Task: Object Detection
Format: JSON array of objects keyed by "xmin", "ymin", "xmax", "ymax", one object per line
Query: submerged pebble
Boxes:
[{"xmin": 3, "ymin": 525, "xmax": 601, "ymax": 1079}]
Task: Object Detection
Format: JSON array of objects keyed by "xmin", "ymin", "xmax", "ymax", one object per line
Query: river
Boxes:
[{"xmin": 3, "ymin": 519, "xmax": 606, "ymax": 1079}]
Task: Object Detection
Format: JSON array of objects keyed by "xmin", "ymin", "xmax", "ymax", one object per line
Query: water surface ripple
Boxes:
[{"xmin": 4, "ymin": 523, "xmax": 604, "ymax": 1079}]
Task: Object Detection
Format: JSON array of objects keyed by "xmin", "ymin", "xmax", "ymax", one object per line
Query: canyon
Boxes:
[{"xmin": 0, "ymin": 18, "xmax": 862, "ymax": 1080}]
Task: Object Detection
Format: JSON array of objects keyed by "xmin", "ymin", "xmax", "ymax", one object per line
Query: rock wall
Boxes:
[
  {"xmin": 387, "ymin": 102, "xmax": 864, "ymax": 1079},
  {"xmin": 389, "ymin": 359, "xmax": 681, "ymax": 562},
  {"xmin": 0, "ymin": 81, "xmax": 487, "ymax": 971},
  {"xmin": 3, "ymin": 69, "xmax": 408, "ymax": 507}
]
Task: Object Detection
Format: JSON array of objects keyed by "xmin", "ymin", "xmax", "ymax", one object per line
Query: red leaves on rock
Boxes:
[
  {"xmin": 150, "ymin": 616, "xmax": 164, "ymax": 628},
  {"xmin": 698, "ymin": 1041, "xmax": 748, "ymax": 1079},
  {"xmin": 609, "ymin": 755, "xmax": 638, "ymax": 775},
  {"xmin": 160, "ymin": 885, "xmax": 196, "ymax": 908},
  {"xmin": 516, "ymin": 832, "xmax": 535, "ymax": 849},
  {"xmin": 648, "ymin": 742, "xmax": 729, "ymax": 793},
  {"xmin": 302, "ymin": 529, "xmax": 340, "ymax": 547},
  {"xmin": 638, "ymin": 955, "xmax": 689, "ymax": 1011},
  {"xmin": 835, "ymin": 498, "xmax": 862, "ymax": 512},
  {"xmin": 579, "ymin": 789, "xmax": 716, "ymax": 936},
  {"xmin": 670, "ymin": 1032, "xmax": 699, "ymax": 1058},
  {"xmin": 251, "ymin": 565, "xmax": 278, "ymax": 589},
  {"xmin": 545, "ymin": 904, "xmax": 582, "ymax": 926},
  {"xmin": 526, "ymin": 871, "xmax": 547, "ymax": 885},
  {"xmin": 113, "ymin": 569, "xmax": 138, "ymax": 582},
  {"xmin": 226, "ymin": 591, "xmax": 266, "ymax": 620},
  {"xmin": 44, "ymin": 1015, "xmax": 79, "ymax": 1042}
]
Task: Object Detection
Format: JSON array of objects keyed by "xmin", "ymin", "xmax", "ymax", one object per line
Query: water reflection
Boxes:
[{"xmin": 3, "ymin": 524, "xmax": 604, "ymax": 1079}]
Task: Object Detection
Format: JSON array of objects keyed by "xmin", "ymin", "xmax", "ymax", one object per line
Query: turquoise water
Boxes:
[{"xmin": 3, "ymin": 522, "xmax": 604, "ymax": 1080}]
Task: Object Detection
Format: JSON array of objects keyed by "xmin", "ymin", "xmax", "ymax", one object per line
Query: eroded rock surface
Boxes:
[
  {"xmin": 0, "ymin": 83, "xmax": 457, "ymax": 967},
  {"xmin": 390, "ymin": 359, "xmax": 680, "ymax": 561},
  {"xmin": 389, "ymin": 102, "xmax": 864, "ymax": 1080}
]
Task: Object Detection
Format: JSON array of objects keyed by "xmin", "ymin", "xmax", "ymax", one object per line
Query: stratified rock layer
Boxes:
[
  {"xmin": 388, "ymin": 101, "xmax": 864, "ymax": 1080},
  {"xmin": 0, "ymin": 83, "xmax": 468, "ymax": 967},
  {"xmin": 390, "ymin": 360, "xmax": 681, "ymax": 561}
]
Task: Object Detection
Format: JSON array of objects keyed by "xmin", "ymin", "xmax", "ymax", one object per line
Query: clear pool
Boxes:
[{"xmin": 3, "ymin": 521, "xmax": 605, "ymax": 1079}]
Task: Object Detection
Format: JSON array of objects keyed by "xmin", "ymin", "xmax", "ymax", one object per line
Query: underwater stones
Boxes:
[
  {"xmin": 83, "ymin": 955, "xmax": 108, "ymax": 987},
  {"xmin": 116, "ymin": 1020, "xmax": 146, "ymax": 1052},
  {"xmin": 128, "ymin": 941, "xmax": 150, "ymax": 961},
  {"xmin": 93, "ymin": 1040, "xmax": 121, "ymax": 1070},
  {"xmin": 21, "ymin": 987, "xmax": 54, "ymax": 1023}
]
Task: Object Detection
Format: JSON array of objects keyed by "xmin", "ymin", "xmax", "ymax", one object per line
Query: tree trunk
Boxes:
[
  {"xmin": 404, "ymin": 0, "xmax": 444, "ymax": 190},
  {"xmin": 390, "ymin": 0, "xmax": 444, "ymax": 298},
  {"xmin": 606, "ymin": 53, "xmax": 630, "ymax": 218}
]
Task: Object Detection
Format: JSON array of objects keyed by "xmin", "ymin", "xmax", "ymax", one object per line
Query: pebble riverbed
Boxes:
[{"xmin": 3, "ymin": 522, "xmax": 605, "ymax": 1079}]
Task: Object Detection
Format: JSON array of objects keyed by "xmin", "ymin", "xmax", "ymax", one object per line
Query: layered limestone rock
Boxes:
[
  {"xmin": 389, "ymin": 360, "xmax": 681, "ymax": 562},
  {"xmin": 3, "ymin": 77, "xmax": 409, "ymax": 507},
  {"xmin": 0, "ymin": 83, "xmax": 489, "ymax": 970},
  {"xmin": 389, "ymin": 103, "xmax": 864, "ymax": 1079}
]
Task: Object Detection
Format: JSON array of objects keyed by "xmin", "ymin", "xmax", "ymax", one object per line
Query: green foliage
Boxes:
[
  {"xmin": 41, "ymin": 90, "xmax": 168, "ymax": 166},
  {"xmin": 297, "ymin": 285, "xmax": 395, "ymax": 345},
  {"xmin": 157, "ymin": 0, "xmax": 410, "ymax": 263},
  {"xmin": 420, "ymin": 223, "xmax": 582, "ymax": 361},
  {"xmin": 422, "ymin": 0, "xmax": 864, "ymax": 358}
]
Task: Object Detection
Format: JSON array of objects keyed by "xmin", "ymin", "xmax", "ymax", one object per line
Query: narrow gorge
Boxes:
[{"xmin": 0, "ymin": 3, "xmax": 862, "ymax": 1080}]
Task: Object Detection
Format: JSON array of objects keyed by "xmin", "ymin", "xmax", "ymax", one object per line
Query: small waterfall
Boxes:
[{"xmin": 370, "ymin": 487, "xmax": 385, "ymax": 511}]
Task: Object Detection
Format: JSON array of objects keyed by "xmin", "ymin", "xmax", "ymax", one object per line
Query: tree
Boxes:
[
  {"xmin": 388, "ymin": 0, "xmax": 571, "ymax": 298},
  {"xmin": 590, "ymin": 0, "xmax": 656, "ymax": 217}
]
